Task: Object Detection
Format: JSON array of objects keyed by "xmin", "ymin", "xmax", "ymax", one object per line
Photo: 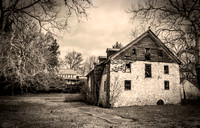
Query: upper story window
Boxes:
[
  {"xmin": 125, "ymin": 63, "xmax": 131, "ymax": 73},
  {"xmin": 158, "ymin": 50, "xmax": 163, "ymax": 57},
  {"xmin": 164, "ymin": 81, "xmax": 170, "ymax": 90},
  {"xmin": 164, "ymin": 65, "xmax": 169, "ymax": 74},
  {"xmin": 124, "ymin": 80, "xmax": 131, "ymax": 90},
  {"xmin": 145, "ymin": 64, "xmax": 151, "ymax": 78},
  {"xmin": 132, "ymin": 48, "xmax": 137, "ymax": 55},
  {"xmin": 145, "ymin": 48, "xmax": 151, "ymax": 60}
]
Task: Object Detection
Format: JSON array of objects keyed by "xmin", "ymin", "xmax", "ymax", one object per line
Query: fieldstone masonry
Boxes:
[{"xmin": 110, "ymin": 60, "xmax": 181, "ymax": 107}]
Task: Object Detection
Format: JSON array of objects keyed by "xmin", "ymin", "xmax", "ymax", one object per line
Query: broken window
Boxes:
[
  {"xmin": 145, "ymin": 64, "xmax": 151, "ymax": 77},
  {"xmin": 158, "ymin": 50, "xmax": 163, "ymax": 57},
  {"xmin": 132, "ymin": 48, "xmax": 137, "ymax": 55},
  {"xmin": 124, "ymin": 80, "xmax": 131, "ymax": 90},
  {"xmin": 164, "ymin": 65, "xmax": 169, "ymax": 74},
  {"xmin": 125, "ymin": 63, "xmax": 131, "ymax": 73},
  {"xmin": 145, "ymin": 48, "xmax": 151, "ymax": 60},
  {"xmin": 164, "ymin": 81, "xmax": 169, "ymax": 90}
]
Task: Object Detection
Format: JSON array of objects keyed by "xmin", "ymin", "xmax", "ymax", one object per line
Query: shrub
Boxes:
[{"xmin": 64, "ymin": 94, "xmax": 84, "ymax": 102}]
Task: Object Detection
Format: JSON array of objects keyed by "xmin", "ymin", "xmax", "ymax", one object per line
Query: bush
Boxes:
[{"xmin": 64, "ymin": 94, "xmax": 84, "ymax": 102}]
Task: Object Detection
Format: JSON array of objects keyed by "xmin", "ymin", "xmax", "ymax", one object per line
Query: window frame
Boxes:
[
  {"xmin": 158, "ymin": 50, "xmax": 163, "ymax": 57},
  {"xmin": 104, "ymin": 80, "xmax": 106, "ymax": 91},
  {"xmin": 164, "ymin": 80, "xmax": 170, "ymax": 90},
  {"xmin": 124, "ymin": 80, "xmax": 131, "ymax": 90},
  {"xmin": 132, "ymin": 48, "xmax": 137, "ymax": 55},
  {"xmin": 164, "ymin": 65, "xmax": 169, "ymax": 74},
  {"xmin": 145, "ymin": 64, "xmax": 152, "ymax": 78},
  {"xmin": 125, "ymin": 63, "xmax": 131, "ymax": 73},
  {"xmin": 145, "ymin": 48, "xmax": 151, "ymax": 60}
]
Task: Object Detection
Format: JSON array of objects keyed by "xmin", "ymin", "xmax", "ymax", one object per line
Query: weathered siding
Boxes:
[
  {"xmin": 109, "ymin": 60, "xmax": 181, "ymax": 107},
  {"xmin": 114, "ymin": 35, "xmax": 176, "ymax": 63}
]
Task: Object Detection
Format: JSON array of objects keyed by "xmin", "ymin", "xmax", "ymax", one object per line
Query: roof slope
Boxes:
[{"xmin": 109, "ymin": 29, "xmax": 181, "ymax": 64}]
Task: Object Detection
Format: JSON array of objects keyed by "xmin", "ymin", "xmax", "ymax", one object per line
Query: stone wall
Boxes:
[
  {"xmin": 99, "ymin": 64, "xmax": 109, "ymax": 107},
  {"xmin": 109, "ymin": 60, "xmax": 181, "ymax": 107}
]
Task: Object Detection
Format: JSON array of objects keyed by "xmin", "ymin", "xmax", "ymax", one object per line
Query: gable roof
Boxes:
[{"xmin": 109, "ymin": 29, "xmax": 181, "ymax": 64}]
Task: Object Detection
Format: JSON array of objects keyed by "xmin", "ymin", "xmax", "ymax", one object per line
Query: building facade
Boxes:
[{"xmin": 87, "ymin": 29, "xmax": 182, "ymax": 107}]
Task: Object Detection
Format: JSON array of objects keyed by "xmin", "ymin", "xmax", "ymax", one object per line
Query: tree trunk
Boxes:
[
  {"xmin": 197, "ymin": 35, "xmax": 200, "ymax": 88},
  {"xmin": 0, "ymin": 0, "xmax": 4, "ymax": 31}
]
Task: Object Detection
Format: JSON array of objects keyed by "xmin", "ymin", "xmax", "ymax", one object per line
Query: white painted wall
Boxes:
[{"xmin": 110, "ymin": 60, "xmax": 181, "ymax": 107}]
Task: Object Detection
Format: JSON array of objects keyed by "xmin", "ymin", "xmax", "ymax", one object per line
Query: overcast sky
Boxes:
[{"xmin": 58, "ymin": 0, "xmax": 142, "ymax": 60}]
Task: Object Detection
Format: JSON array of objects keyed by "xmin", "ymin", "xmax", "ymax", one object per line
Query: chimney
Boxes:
[
  {"xmin": 106, "ymin": 48, "xmax": 120, "ymax": 58},
  {"xmin": 98, "ymin": 56, "xmax": 107, "ymax": 63}
]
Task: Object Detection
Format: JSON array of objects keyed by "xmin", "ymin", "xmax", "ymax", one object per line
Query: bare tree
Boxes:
[
  {"xmin": 82, "ymin": 56, "xmax": 98, "ymax": 75},
  {"xmin": 109, "ymin": 76, "xmax": 121, "ymax": 107},
  {"xmin": 0, "ymin": 24, "xmax": 61, "ymax": 94},
  {"xmin": 0, "ymin": 0, "xmax": 93, "ymax": 32},
  {"xmin": 64, "ymin": 50, "xmax": 83, "ymax": 70},
  {"xmin": 128, "ymin": 0, "xmax": 200, "ymax": 87},
  {"xmin": 112, "ymin": 41, "xmax": 123, "ymax": 49}
]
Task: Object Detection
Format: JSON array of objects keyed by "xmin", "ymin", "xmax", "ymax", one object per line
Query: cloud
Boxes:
[{"xmin": 58, "ymin": 0, "xmax": 137, "ymax": 60}]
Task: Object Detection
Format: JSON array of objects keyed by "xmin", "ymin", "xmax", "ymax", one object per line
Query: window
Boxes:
[
  {"xmin": 164, "ymin": 65, "xmax": 169, "ymax": 74},
  {"xmin": 104, "ymin": 81, "xmax": 106, "ymax": 91},
  {"xmin": 124, "ymin": 80, "xmax": 131, "ymax": 90},
  {"xmin": 145, "ymin": 48, "xmax": 151, "ymax": 60},
  {"xmin": 145, "ymin": 64, "xmax": 151, "ymax": 77},
  {"xmin": 125, "ymin": 63, "xmax": 131, "ymax": 73},
  {"xmin": 158, "ymin": 50, "xmax": 163, "ymax": 57},
  {"xmin": 132, "ymin": 48, "xmax": 137, "ymax": 55},
  {"xmin": 164, "ymin": 81, "xmax": 169, "ymax": 90}
]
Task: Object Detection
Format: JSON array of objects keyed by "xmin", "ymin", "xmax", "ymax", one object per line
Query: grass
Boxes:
[
  {"xmin": 0, "ymin": 94, "xmax": 200, "ymax": 128},
  {"xmin": 106, "ymin": 105, "xmax": 200, "ymax": 127}
]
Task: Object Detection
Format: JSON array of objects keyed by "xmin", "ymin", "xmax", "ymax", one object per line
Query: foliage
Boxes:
[
  {"xmin": 64, "ymin": 94, "xmax": 84, "ymax": 102},
  {"xmin": 0, "ymin": 25, "xmax": 60, "ymax": 95}
]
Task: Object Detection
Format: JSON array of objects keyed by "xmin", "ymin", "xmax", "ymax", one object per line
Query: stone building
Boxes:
[{"xmin": 87, "ymin": 29, "xmax": 182, "ymax": 107}]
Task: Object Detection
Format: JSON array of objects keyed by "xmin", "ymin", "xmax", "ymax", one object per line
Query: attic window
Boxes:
[
  {"xmin": 158, "ymin": 50, "xmax": 163, "ymax": 57},
  {"xmin": 132, "ymin": 48, "xmax": 136, "ymax": 55},
  {"xmin": 145, "ymin": 48, "xmax": 151, "ymax": 60},
  {"xmin": 125, "ymin": 63, "xmax": 131, "ymax": 73}
]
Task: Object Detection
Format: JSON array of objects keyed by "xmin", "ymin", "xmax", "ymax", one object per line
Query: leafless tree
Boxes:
[
  {"xmin": 109, "ymin": 76, "xmax": 121, "ymax": 107},
  {"xmin": 82, "ymin": 56, "xmax": 98, "ymax": 75},
  {"xmin": 0, "ymin": 0, "xmax": 93, "ymax": 33},
  {"xmin": 112, "ymin": 41, "xmax": 123, "ymax": 49},
  {"xmin": 0, "ymin": 24, "xmax": 60, "ymax": 94},
  {"xmin": 64, "ymin": 50, "xmax": 83, "ymax": 70},
  {"xmin": 128, "ymin": 0, "xmax": 200, "ymax": 87}
]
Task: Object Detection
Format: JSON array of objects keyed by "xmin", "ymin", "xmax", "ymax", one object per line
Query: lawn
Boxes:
[{"xmin": 0, "ymin": 93, "xmax": 200, "ymax": 128}]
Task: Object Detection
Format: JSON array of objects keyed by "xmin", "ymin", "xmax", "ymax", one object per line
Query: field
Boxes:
[{"xmin": 0, "ymin": 93, "xmax": 200, "ymax": 128}]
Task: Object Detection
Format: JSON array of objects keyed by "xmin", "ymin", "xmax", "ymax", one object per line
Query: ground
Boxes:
[{"xmin": 0, "ymin": 93, "xmax": 200, "ymax": 128}]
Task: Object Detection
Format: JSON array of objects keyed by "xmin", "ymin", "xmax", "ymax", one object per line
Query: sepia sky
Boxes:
[{"xmin": 58, "ymin": 0, "xmax": 142, "ymax": 60}]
